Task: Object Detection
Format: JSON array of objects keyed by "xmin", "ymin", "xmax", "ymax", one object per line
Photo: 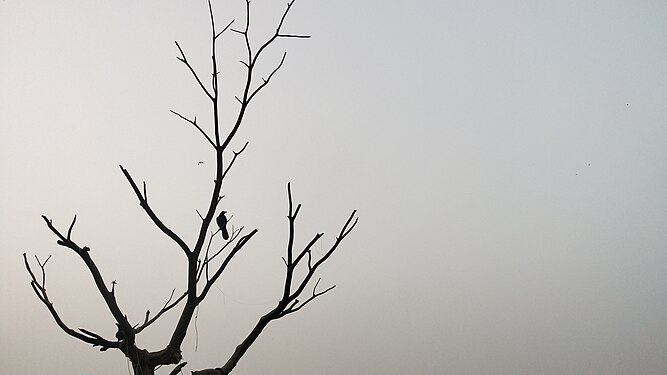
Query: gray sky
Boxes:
[{"xmin": 2, "ymin": 1, "xmax": 667, "ymax": 374}]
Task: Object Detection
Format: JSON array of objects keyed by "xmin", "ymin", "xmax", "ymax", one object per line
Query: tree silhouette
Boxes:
[{"xmin": 22, "ymin": 2, "xmax": 358, "ymax": 374}]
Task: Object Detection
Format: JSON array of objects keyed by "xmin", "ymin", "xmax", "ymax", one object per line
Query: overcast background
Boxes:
[{"xmin": 2, "ymin": 1, "xmax": 667, "ymax": 375}]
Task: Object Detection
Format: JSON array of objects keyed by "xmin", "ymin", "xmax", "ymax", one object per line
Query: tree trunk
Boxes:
[
  {"xmin": 128, "ymin": 348, "xmax": 155, "ymax": 375},
  {"xmin": 133, "ymin": 362, "xmax": 155, "ymax": 375}
]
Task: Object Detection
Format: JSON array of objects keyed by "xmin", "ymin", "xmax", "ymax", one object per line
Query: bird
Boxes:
[{"xmin": 216, "ymin": 210, "xmax": 229, "ymax": 240}]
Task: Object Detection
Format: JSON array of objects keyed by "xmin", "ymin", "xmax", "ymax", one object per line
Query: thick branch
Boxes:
[
  {"xmin": 40, "ymin": 216, "xmax": 134, "ymax": 335},
  {"xmin": 162, "ymin": 5, "xmax": 236, "ymax": 354}
]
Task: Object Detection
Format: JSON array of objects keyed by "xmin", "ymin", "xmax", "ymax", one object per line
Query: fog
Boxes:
[{"xmin": 2, "ymin": 1, "xmax": 666, "ymax": 374}]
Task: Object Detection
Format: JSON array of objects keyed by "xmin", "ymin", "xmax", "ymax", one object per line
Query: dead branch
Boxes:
[
  {"xmin": 293, "ymin": 233, "xmax": 324, "ymax": 267},
  {"xmin": 279, "ymin": 279, "xmax": 336, "ymax": 317},
  {"xmin": 23, "ymin": 253, "xmax": 120, "ymax": 351},
  {"xmin": 40, "ymin": 216, "xmax": 128, "ymax": 317},
  {"xmin": 196, "ymin": 225, "xmax": 245, "ymax": 284},
  {"xmin": 286, "ymin": 209, "xmax": 358, "ymax": 302},
  {"xmin": 220, "ymin": 142, "xmax": 249, "ymax": 181},
  {"xmin": 195, "ymin": 183, "xmax": 357, "ymax": 375},
  {"xmin": 280, "ymin": 184, "xmax": 357, "ymax": 305},
  {"xmin": 247, "ymin": 52, "xmax": 287, "ymax": 103},
  {"xmin": 119, "ymin": 165, "xmax": 191, "ymax": 256},
  {"xmin": 175, "ymin": 40, "xmax": 214, "ymax": 101},
  {"xmin": 220, "ymin": 0, "xmax": 309, "ymax": 152},
  {"xmin": 26, "ymin": 1, "xmax": 354, "ymax": 374},
  {"xmin": 135, "ymin": 289, "xmax": 188, "ymax": 334},
  {"xmin": 169, "ymin": 362, "xmax": 188, "ymax": 375},
  {"xmin": 170, "ymin": 110, "xmax": 216, "ymax": 148},
  {"xmin": 197, "ymin": 229, "xmax": 258, "ymax": 302}
]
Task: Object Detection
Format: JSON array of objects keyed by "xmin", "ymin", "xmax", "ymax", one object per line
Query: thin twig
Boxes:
[
  {"xmin": 197, "ymin": 229, "xmax": 258, "ymax": 302},
  {"xmin": 248, "ymin": 52, "xmax": 287, "ymax": 103},
  {"xmin": 66, "ymin": 215, "xmax": 77, "ymax": 240},
  {"xmin": 170, "ymin": 110, "xmax": 216, "ymax": 148},
  {"xmin": 135, "ymin": 289, "xmax": 187, "ymax": 334},
  {"xmin": 221, "ymin": 142, "xmax": 249, "ymax": 181},
  {"xmin": 175, "ymin": 41, "xmax": 214, "ymax": 101},
  {"xmin": 215, "ymin": 19, "xmax": 235, "ymax": 40}
]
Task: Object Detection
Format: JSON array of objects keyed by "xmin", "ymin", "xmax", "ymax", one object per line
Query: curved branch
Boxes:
[
  {"xmin": 23, "ymin": 253, "xmax": 120, "ymax": 351},
  {"xmin": 40, "ymin": 216, "xmax": 133, "ymax": 331},
  {"xmin": 120, "ymin": 165, "xmax": 191, "ymax": 256}
]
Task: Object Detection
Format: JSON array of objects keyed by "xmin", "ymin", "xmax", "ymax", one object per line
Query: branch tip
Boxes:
[{"xmin": 67, "ymin": 215, "xmax": 77, "ymax": 240}]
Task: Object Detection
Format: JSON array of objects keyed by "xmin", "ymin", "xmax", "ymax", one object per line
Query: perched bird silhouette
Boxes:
[{"xmin": 216, "ymin": 210, "xmax": 229, "ymax": 240}]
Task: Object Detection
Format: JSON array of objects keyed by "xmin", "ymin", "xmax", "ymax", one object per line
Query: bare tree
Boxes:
[{"xmin": 23, "ymin": 2, "xmax": 357, "ymax": 375}]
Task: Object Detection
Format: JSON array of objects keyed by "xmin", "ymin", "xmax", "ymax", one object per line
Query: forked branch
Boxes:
[
  {"xmin": 248, "ymin": 52, "xmax": 287, "ymax": 103},
  {"xmin": 120, "ymin": 165, "xmax": 191, "ymax": 256},
  {"xmin": 281, "ymin": 184, "xmax": 358, "ymax": 305},
  {"xmin": 279, "ymin": 278, "xmax": 336, "ymax": 317},
  {"xmin": 39, "ymin": 215, "xmax": 132, "ymax": 330},
  {"xmin": 175, "ymin": 41, "xmax": 214, "ymax": 101},
  {"xmin": 22, "ymin": 253, "xmax": 120, "ymax": 351},
  {"xmin": 197, "ymin": 228, "xmax": 259, "ymax": 302},
  {"xmin": 196, "ymin": 225, "xmax": 245, "ymax": 284},
  {"xmin": 170, "ymin": 110, "xmax": 216, "ymax": 148},
  {"xmin": 193, "ymin": 184, "xmax": 357, "ymax": 375},
  {"xmin": 221, "ymin": 0, "xmax": 309, "ymax": 152},
  {"xmin": 221, "ymin": 142, "xmax": 249, "ymax": 181},
  {"xmin": 135, "ymin": 289, "xmax": 188, "ymax": 334}
]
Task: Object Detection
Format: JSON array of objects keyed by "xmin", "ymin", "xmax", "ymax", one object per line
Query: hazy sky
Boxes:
[{"xmin": 2, "ymin": 1, "xmax": 667, "ymax": 374}]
